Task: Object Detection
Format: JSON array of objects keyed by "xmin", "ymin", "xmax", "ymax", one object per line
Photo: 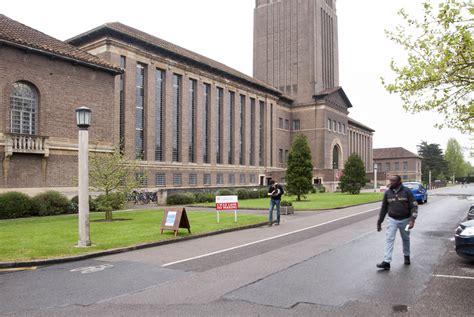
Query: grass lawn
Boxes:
[
  {"xmin": 0, "ymin": 210, "xmax": 266, "ymax": 262},
  {"xmin": 195, "ymin": 192, "xmax": 383, "ymax": 210}
]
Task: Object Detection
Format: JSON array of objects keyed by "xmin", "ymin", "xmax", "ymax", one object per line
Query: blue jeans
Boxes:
[
  {"xmin": 269, "ymin": 199, "xmax": 281, "ymax": 224},
  {"xmin": 383, "ymin": 217, "xmax": 411, "ymax": 263}
]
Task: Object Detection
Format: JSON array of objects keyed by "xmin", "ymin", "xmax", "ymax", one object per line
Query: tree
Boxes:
[
  {"xmin": 285, "ymin": 134, "xmax": 313, "ymax": 201},
  {"xmin": 89, "ymin": 148, "xmax": 140, "ymax": 221},
  {"xmin": 445, "ymin": 138, "xmax": 468, "ymax": 177},
  {"xmin": 417, "ymin": 141, "xmax": 449, "ymax": 183},
  {"xmin": 339, "ymin": 154, "xmax": 368, "ymax": 194},
  {"xmin": 383, "ymin": 0, "xmax": 473, "ymax": 132}
]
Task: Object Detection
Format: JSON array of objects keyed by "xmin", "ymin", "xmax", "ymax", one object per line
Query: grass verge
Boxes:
[
  {"xmin": 195, "ymin": 192, "xmax": 383, "ymax": 210},
  {"xmin": 0, "ymin": 210, "xmax": 266, "ymax": 262}
]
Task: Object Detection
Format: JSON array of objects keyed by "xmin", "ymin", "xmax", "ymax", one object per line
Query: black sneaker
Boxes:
[
  {"xmin": 376, "ymin": 261, "xmax": 391, "ymax": 270},
  {"xmin": 274, "ymin": 223, "xmax": 280, "ymax": 226},
  {"xmin": 404, "ymin": 256, "xmax": 411, "ymax": 265}
]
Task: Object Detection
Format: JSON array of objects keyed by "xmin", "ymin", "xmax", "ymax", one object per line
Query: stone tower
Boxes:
[{"xmin": 253, "ymin": 0, "xmax": 339, "ymax": 104}]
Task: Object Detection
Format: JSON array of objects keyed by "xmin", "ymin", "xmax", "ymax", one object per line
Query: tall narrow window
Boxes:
[
  {"xmin": 135, "ymin": 63, "xmax": 146, "ymax": 160},
  {"xmin": 333, "ymin": 145, "xmax": 340, "ymax": 169},
  {"xmin": 228, "ymin": 91, "xmax": 235, "ymax": 164},
  {"xmin": 259, "ymin": 100, "xmax": 265, "ymax": 166},
  {"xmin": 270, "ymin": 104, "xmax": 273, "ymax": 166},
  {"xmin": 155, "ymin": 68, "xmax": 164, "ymax": 161},
  {"xmin": 216, "ymin": 87, "xmax": 223, "ymax": 164},
  {"xmin": 172, "ymin": 74, "xmax": 182, "ymax": 162},
  {"xmin": 203, "ymin": 83, "xmax": 210, "ymax": 163},
  {"xmin": 293, "ymin": 119, "xmax": 300, "ymax": 131},
  {"xmin": 119, "ymin": 56, "xmax": 126, "ymax": 152},
  {"xmin": 10, "ymin": 82, "xmax": 38, "ymax": 135},
  {"xmin": 250, "ymin": 98, "xmax": 256, "ymax": 166},
  {"xmin": 239, "ymin": 95, "xmax": 246, "ymax": 165},
  {"xmin": 188, "ymin": 79, "xmax": 197, "ymax": 162}
]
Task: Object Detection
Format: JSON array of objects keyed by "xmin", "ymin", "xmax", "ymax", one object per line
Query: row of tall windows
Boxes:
[
  {"xmin": 130, "ymin": 64, "xmax": 263, "ymax": 166},
  {"xmin": 155, "ymin": 173, "xmax": 258, "ymax": 186}
]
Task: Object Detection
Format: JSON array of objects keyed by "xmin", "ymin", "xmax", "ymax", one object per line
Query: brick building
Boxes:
[
  {"xmin": 0, "ymin": 15, "xmax": 121, "ymax": 189},
  {"xmin": 0, "ymin": 0, "xmax": 374, "ymax": 192},
  {"xmin": 373, "ymin": 147, "xmax": 422, "ymax": 183}
]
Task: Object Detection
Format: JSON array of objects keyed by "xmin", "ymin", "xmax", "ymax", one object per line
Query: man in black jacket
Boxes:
[
  {"xmin": 268, "ymin": 180, "xmax": 284, "ymax": 226},
  {"xmin": 376, "ymin": 175, "xmax": 418, "ymax": 270}
]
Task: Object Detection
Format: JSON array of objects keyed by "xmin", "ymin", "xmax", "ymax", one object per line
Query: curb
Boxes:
[{"xmin": 0, "ymin": 221, "xmax": 269, "ymax": 269}]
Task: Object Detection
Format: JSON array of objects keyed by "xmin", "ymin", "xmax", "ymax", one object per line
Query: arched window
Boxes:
[
  {"xmin": 10, "ymin": 82, "xmax": 38, "ymax": 135},
  {"xmin": 333, "ymin": 145, "xmax": 340, "ymax": 169}
]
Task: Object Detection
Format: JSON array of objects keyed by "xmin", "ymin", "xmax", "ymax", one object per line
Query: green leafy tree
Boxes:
[
  {"xmin": 445, "ymin": 138, "xmax": 468, "ymax": 177},
  {"xmin": 89, "ymin": 148, "xmax": 140, "ymax": 221},
  {"xmin": 339, "ymin": 154, "xmax": 368, "ymax": 194},
  {"xmin": 417, "ymin": 141, "xmax": 449, "ymax": 183},
  {"xmin": 383, "ymin": 0, "xmax": 473, "ymax": 132},
  {"xmin": 286, "ymin": 134, "xmax": 313, "ymax": 201}
]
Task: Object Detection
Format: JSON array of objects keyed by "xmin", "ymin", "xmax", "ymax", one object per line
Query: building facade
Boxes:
[
  {"xmin": 0, "ymin": 0, "xmax": 374, "ymax": 192},
  {"xmin": 373, "ymin": 147, "xmax": 422, "ymax": 183},
  {"xmin": 0, "ymin": 15, "xmax": 120, "ymax": 189}
]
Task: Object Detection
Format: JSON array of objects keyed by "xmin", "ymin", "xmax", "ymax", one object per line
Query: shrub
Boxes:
[
  {"xmin": 71, "ymin": 195, "xmax": 97, "ymax": 212},
  {"xmin": 236, "ymin": 188, "xmax": 250, "ymax": 200},
  {"xmin": 32, "ymin": 191, "xmax": 70, "ymax": 216},
  {"xmin": 217, "ymin": 189, "xmax": 235, "ymax": 196},
  {"xmin": 248, "ymin": 189, "xmax": 260, "ymax": 199},
  {"xmin": 281, "ymin": 200, "xmax": 293, "ymax": 206},
  {"xmin": 0, "ymin": 191, "xmax": 33, "ymax": 219},
  {"xmin": 259, "ymin": 188, "xmax": 269, "ymax": 198},
  {"xmin": 94, "ymin": 192, "xmax": 127, "ymax": 212},
  {"xmin": 310, "ymin": 186, "xmax": 317, "ymax": 194},
  {"xmin": 193, "ymin": 192, "xmax": 208, "ymax": 203},
  {"xmin": 317, "ymin": 186, "xmax": 326, "ymax": 193},
  {"xmin": 167, "ymin": 193, "xmax": 195, "ymax": 205}
]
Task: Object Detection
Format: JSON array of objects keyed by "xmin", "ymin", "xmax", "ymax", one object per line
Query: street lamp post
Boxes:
[
  {"xmin": 76, "ymin": 107, "xmax": 92, "ymax": 247},
  {"xmin": 373, "ymin": 163, "xmax": 378, "ymax": 192}
]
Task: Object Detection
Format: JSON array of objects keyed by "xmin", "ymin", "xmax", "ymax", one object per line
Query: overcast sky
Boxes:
[{"xmin": 3, "ymin": 0, "xmax": 472, "ymax": 163}]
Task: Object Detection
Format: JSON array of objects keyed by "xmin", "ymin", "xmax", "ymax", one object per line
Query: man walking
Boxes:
[
  {"xmin": 376, "ymin": 175, "xmax": 418, "ymax": 270},
  {"xmin": 268, "ymin": 180, "xmax": 284, "ymax": 226}
]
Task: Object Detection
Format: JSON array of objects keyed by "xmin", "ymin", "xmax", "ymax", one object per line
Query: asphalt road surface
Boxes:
[{"xmin": 1, "ymin": 185, "xmax": 473, "ymax": 316}]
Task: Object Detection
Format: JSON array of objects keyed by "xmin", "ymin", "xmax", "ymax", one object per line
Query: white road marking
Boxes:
[
  {"xmin": 162, "ymin": 207, "xmax": 379, "ymax": 267},
  {"xmin": 433, "ymin": 274, "xmax": 474, "ymax": 280},
  {"xmin": 70, "ymin": 264, "xmax": 114, "ymax": 274}
]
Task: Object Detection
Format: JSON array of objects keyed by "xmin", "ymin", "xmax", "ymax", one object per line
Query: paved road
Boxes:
[{"xmin": 1, "ymin": 185, "xmax": 472, "ymax": 316}]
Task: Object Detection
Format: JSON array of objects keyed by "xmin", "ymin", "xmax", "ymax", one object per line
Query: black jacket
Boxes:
[
  {"xmin": 268, "ymin": 183, "xmax": 284, "ymax": 200},
  {"xmin": 378, "ymin": 185, "xmax": 418, "ymax": 224}
]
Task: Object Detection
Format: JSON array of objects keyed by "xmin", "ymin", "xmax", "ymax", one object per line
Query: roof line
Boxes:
[{"xmin": 0, "ymin": 39, "xmax": 122, "ymax": 75}]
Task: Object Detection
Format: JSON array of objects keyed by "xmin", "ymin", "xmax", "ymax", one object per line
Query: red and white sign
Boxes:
[{"xmin": 216, "ymin": 195, "xmax": 238, "ymax": 210}]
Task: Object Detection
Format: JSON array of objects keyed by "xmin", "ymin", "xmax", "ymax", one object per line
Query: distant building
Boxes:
[{"xmin": 373, "ymin": 147, "xmax": 422, "ymax": 183}]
